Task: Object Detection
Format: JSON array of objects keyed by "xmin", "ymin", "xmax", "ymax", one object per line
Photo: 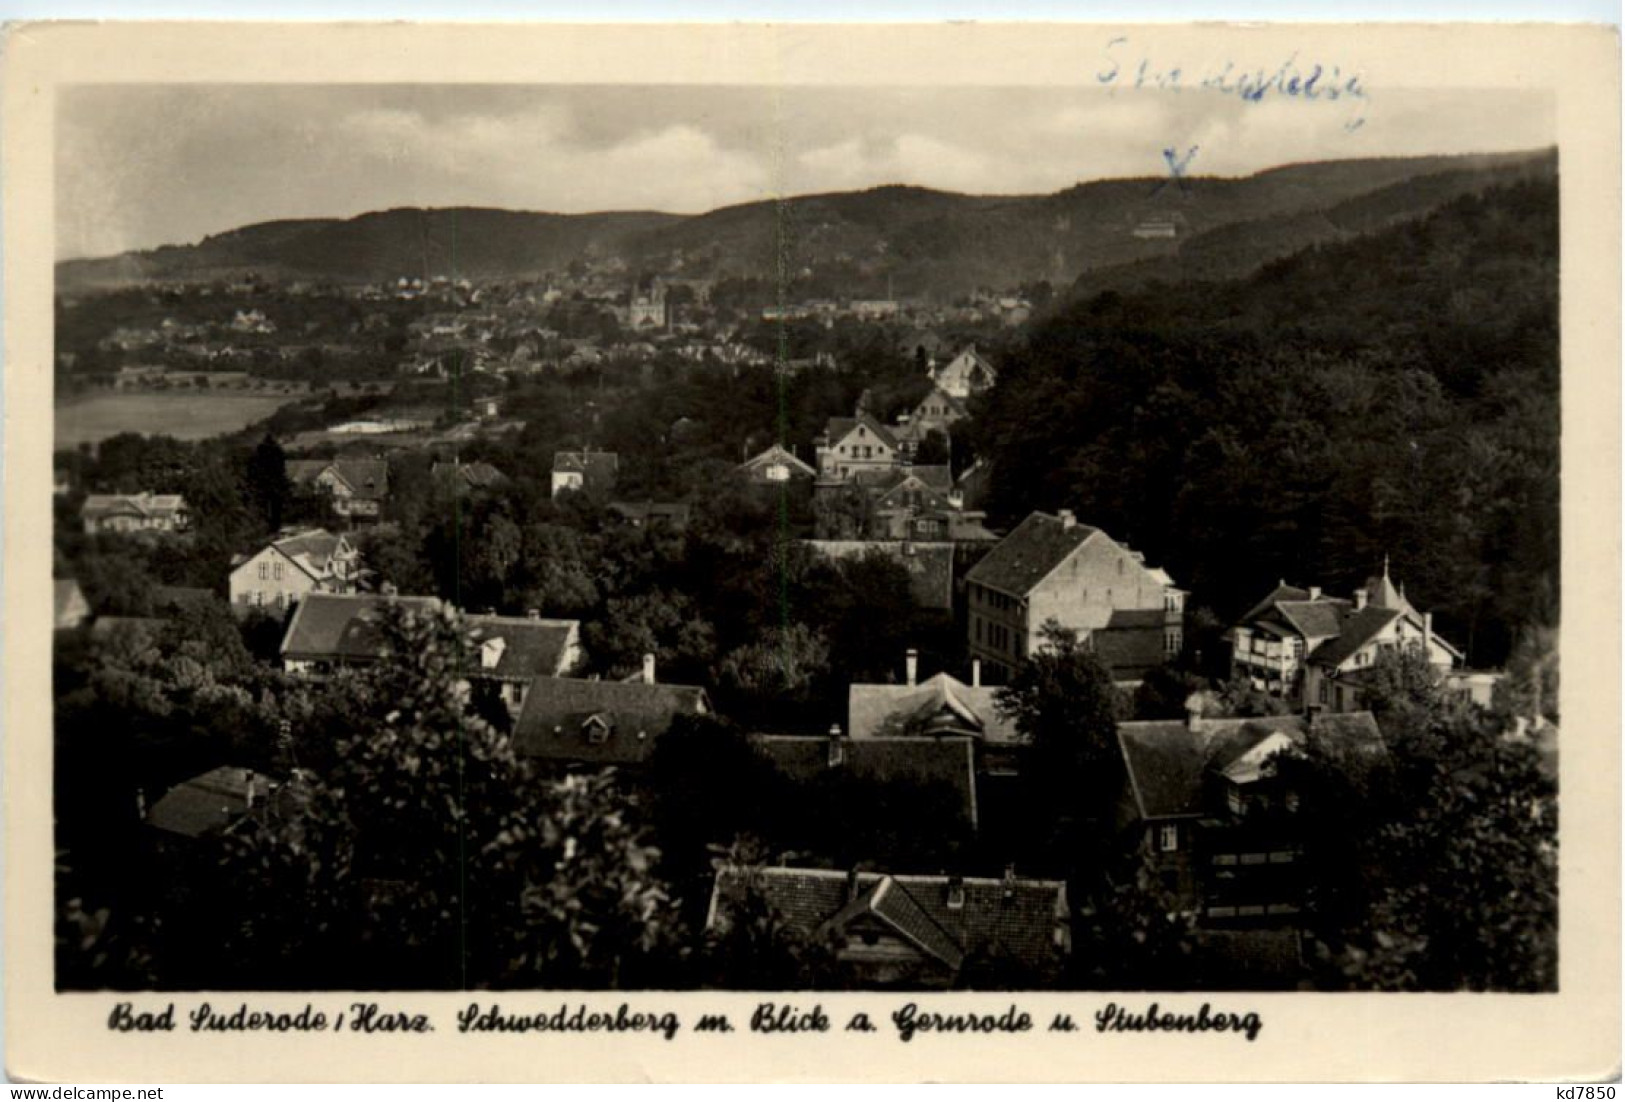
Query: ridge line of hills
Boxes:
[{"xmin": 58, "ymin": 148, "xmax": 1555, "ymax": 300}]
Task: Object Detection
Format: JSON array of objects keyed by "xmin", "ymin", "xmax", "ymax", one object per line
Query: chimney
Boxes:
[
  {"xmin": 902, "ymin": 539, "xmax": 916, "ymax": 557},
  {"xmin": 1308, "ymin": 586, "xmax": 1322, "ymax": 601},
  {"xmin": 1184, "ymin": 692, "xmax": 1204, "ymax": 729},
  {"xmin": 1058, "ymin": 509, "xmax": 1076, "ymax": 530},
  {"xmin": 1002, "ymin": 863, "xmax": 1017, "ymax": 900},
  {"xmin": 971, "ymin": 657, "xmax": 981, "ymax": 688},
  {"xmin": 642, "ymin": 653, "xmax": 656, "ymax": 685},
  {"xmin": 845, "ymin": 866, "xmax": 861, "ymax": 903},
  {"xmin": 243, "ymin": 770, "xmax": 257, "ymax": 810},
  {"xmin": 827, "ymin": 724, "xmax": 846, "ymax": 768},
  {"xmin": 135, "ymin": 787, "xmax": 147, "ymax": 820},
  {"xmin": 527, "ymin": 608, "xmax": 541, "ymax": 620},
  {"xmin": 947, "ymin": 489, "xmax": 964, "ymax": 509},
  {"xmin": 1354, "ymin": 587, "xmax": 1367, "ymax": 610},
  {"xmin": 906, "ymin": 648, "xmax": 919, "ymax": 686},
  {"xmin": 946, "ymin": 875, "xmax": 967, "ymax": 911}
]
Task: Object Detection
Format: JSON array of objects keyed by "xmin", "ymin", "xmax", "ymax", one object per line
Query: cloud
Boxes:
[{"xmin": 55, "ymin": 83, "xmax": 1557, "ymax": 259}]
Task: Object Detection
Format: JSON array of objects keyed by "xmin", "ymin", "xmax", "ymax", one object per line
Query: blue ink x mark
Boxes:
[{"xmin": 1151, "ymin": 145, "xmax": 1199, "ymax": 197}]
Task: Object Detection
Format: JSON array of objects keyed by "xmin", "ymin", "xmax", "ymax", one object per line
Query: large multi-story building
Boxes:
[{"xmin": 965, "ymin": 510, "xmax": 1184, "ymax": 685}]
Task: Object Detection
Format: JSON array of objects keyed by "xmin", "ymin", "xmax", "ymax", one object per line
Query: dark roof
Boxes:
[
  {"xmin": 1308, "ymin": 605, "xmax": 1402, "ymax": 668},
  {"xmin": 288, "ymin": 459, "xmax": 390, "ymax": 501},
  {"xmin": 750, "ymin": 734, "xmax": 979, "ymax": 831},
  {"xmin": 1092, "ymin": 621, "xmax": 1168, "ymax": 684},
  {"xmin": 1275, "ymin": 599, "xmax": 1353, "ymax": 640},
  {"xmin": 464, "ymin": 614, "xmax": 580, "ymax": 680},
  {"xmin": 1117, "ymin": 712, "xmax": 1384, "ymax": 820},
  {"xmin": 803, "ymin": 540, "xmax": 956, "ymax": 610},
  {"xmin": 280, "ymin": 593, "xmax": 442, "ymax": 661},
  {"xmin": 708, "ymin": 867, "xmax": 1068, "ymax": 979},
  {"xmin": 512, "ymin": 677, "xmax": 710, "ymax": 765},
  {"xmin": 153, "ymin": 585, "xmax": 216, "ymax": 611},
  {"xmin": 433, "ymin": 460, "xmax": 507, "ymax": 488},
  {"xmin": 964, "ymin": 512, "xmax": 1098, "ymax": 597},
  {"xmin": 823, "ymin": 876, "xmax": 966, "ymax": 969},
  {"xmin": 265, "ymin": 528, "xmax": 350, "ymax": 579},
  {"xmin": 609, "ymin": 500, "xmax": 693, "ymax": 527},
  {"xmin": 824, "ymin": 412, "xmax": 899, "ymax": 452},
  {"xmin": 145, "ymin": 766, "xmax": 257, "ymax": 839},
  {"xmin": 1237, "ymin": 583, "xmax": 1311, "ymax": 625}
]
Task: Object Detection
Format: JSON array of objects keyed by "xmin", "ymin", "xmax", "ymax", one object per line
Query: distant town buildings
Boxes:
[{"xmin": 80, "ymin": 492, "xmax": 189, "ymax": 535}]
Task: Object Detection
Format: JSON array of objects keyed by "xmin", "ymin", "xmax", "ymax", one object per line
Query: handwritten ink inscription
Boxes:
[{"xmin": 1097, "ymin": 36, "xmax": 1369, "ymax": 131}]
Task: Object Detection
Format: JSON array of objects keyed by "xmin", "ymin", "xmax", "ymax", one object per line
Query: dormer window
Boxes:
[
  {"xmin": 1158, "ymin": 824, "xmax": 1179, "ymax": 852},
  {"xmin": 946, "ymin": 877, "xmax": 966, "ymax": 910},
  {"xmin": 480, "ymin": 637, "xmax": 506, "ymax": 670},
  {"xmin": 582, "ymin": 714, "xmax": 611, "ymax": 745}
]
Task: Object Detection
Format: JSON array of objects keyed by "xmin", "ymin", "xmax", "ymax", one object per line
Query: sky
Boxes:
[{"xmin": 56, "ymin": 83, "xmax": 1555, "ymax": 260}]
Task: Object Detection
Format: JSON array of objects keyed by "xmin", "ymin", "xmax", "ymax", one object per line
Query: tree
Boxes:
[
  {"xmin": 700, "ymin": 841, "xmax": 842, "ymax": 990},
  {"xmin": 995, "ymin": 621, "xmax": 1122, "ymax": 861},
  {"xmin": 244, "ymin": 434, "xmax": 292, "ymax": 532},
  {"xmin": 1283, "ymin": 649, "xmax": 1557, "ymax": 992},
  {"xmin": 914, "ymin": 429, "xmax": 950, "ymax": 467},
  {"xmin": 216, "ymin": 604, "xmax": 685, "ymax": 989},
  {"xmin": 717, "ymin": 623, "xmax": 831, "ymax": 727},
  {"xmin": 585, "ymin": 590, "xmax": 717, "ymax": 683}
]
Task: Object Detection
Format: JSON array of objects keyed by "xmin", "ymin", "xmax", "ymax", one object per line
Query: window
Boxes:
[
  {"xmin": 1319, "ymin": 680, "xmax": 1330, "ymax": 705},
  {"xmin": 1226, "ymin": 784, "xmax": 1245, "ymax": 816},
  {"xmin": 1158, "ymin": 824, "xmax": 1178, "ymax": 852},
  {"xmin": 507, "ymin": 682, "xmax": 524, "ymax": 706},
  {"xmin": 272, "ymin": 561, "xmax": 283, "ymax": 581},
  {"xmin": 259, "ymin": 561, "xmax": 269, "ymax": 580}
]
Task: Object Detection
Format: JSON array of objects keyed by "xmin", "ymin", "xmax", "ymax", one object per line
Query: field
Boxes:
[{"xmin": 54, "ymin": 391, "xmax": 302, "ymax": 448}]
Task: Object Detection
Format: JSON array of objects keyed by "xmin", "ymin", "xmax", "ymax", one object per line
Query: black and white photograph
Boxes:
[{"xmin": 5, "ymin": 19, "xmax": 1618, "ymax": 1085}]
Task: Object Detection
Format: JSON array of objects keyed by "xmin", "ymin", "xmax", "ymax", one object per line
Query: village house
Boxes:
[
  {"xmin": 431, "ymin": 459, "xmax": 508, "ymax": 494},
  {"xmin": 550, "ymin": 450, "xmax": 620, "ymax": 499},
  {"xmin": 847, "ymin": 652, "xmax": 1025, "ymax": 777},
  {"xmin": 1114, "ymin": 708, "xmax": 1386, "ymax": 927},
  {"xmin": 608, "ymin": 501, "xmax": 693, "ymax": 532},
  {"xmin": 511, "ymin": 671, "xmax": 711, "ymax": 768},
  {"xmin": 965, "ymin": 510, "xmax": 1185, "ymax": 686},
  {"xmin": 228, "ymin": 528, "xmax": 360, "ymax": 613},
  {"xmin": 928, "ymin": 344, "xmax": 997, "ymax": 400},
  {"xmin": 278, "ymin": 593, "xmax": 583, "ymax": 716},
  {"xmin": 80, "ymin": 492, "xmax": 190, "ymax": 535},
  {"xmin": 737, "ymin": 443, "xmax": 817, "ymax": 484},
  {"xmin": 1228, "ymin": 563, "xmax": 1466, "ymax": 712},
  {"xmin": 705, "ymin": 865, "xmax": 1070, "ymax": 988},
  {"xmin": 286, "ymin": 457, "xmax": 390, "ymax": 522},
  {"xmin": 814, "ymin": 412, "xmax": 902, "ymax": 480}
]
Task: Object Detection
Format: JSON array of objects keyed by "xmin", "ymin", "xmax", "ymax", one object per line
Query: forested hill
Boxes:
[
  {"xmin": 971, "ymin": 176, "xmax": 1559, "ymax": 667},
  {"xmin": 57, "ymin": 150, "xmax": 1548, "ymax": 299}
]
